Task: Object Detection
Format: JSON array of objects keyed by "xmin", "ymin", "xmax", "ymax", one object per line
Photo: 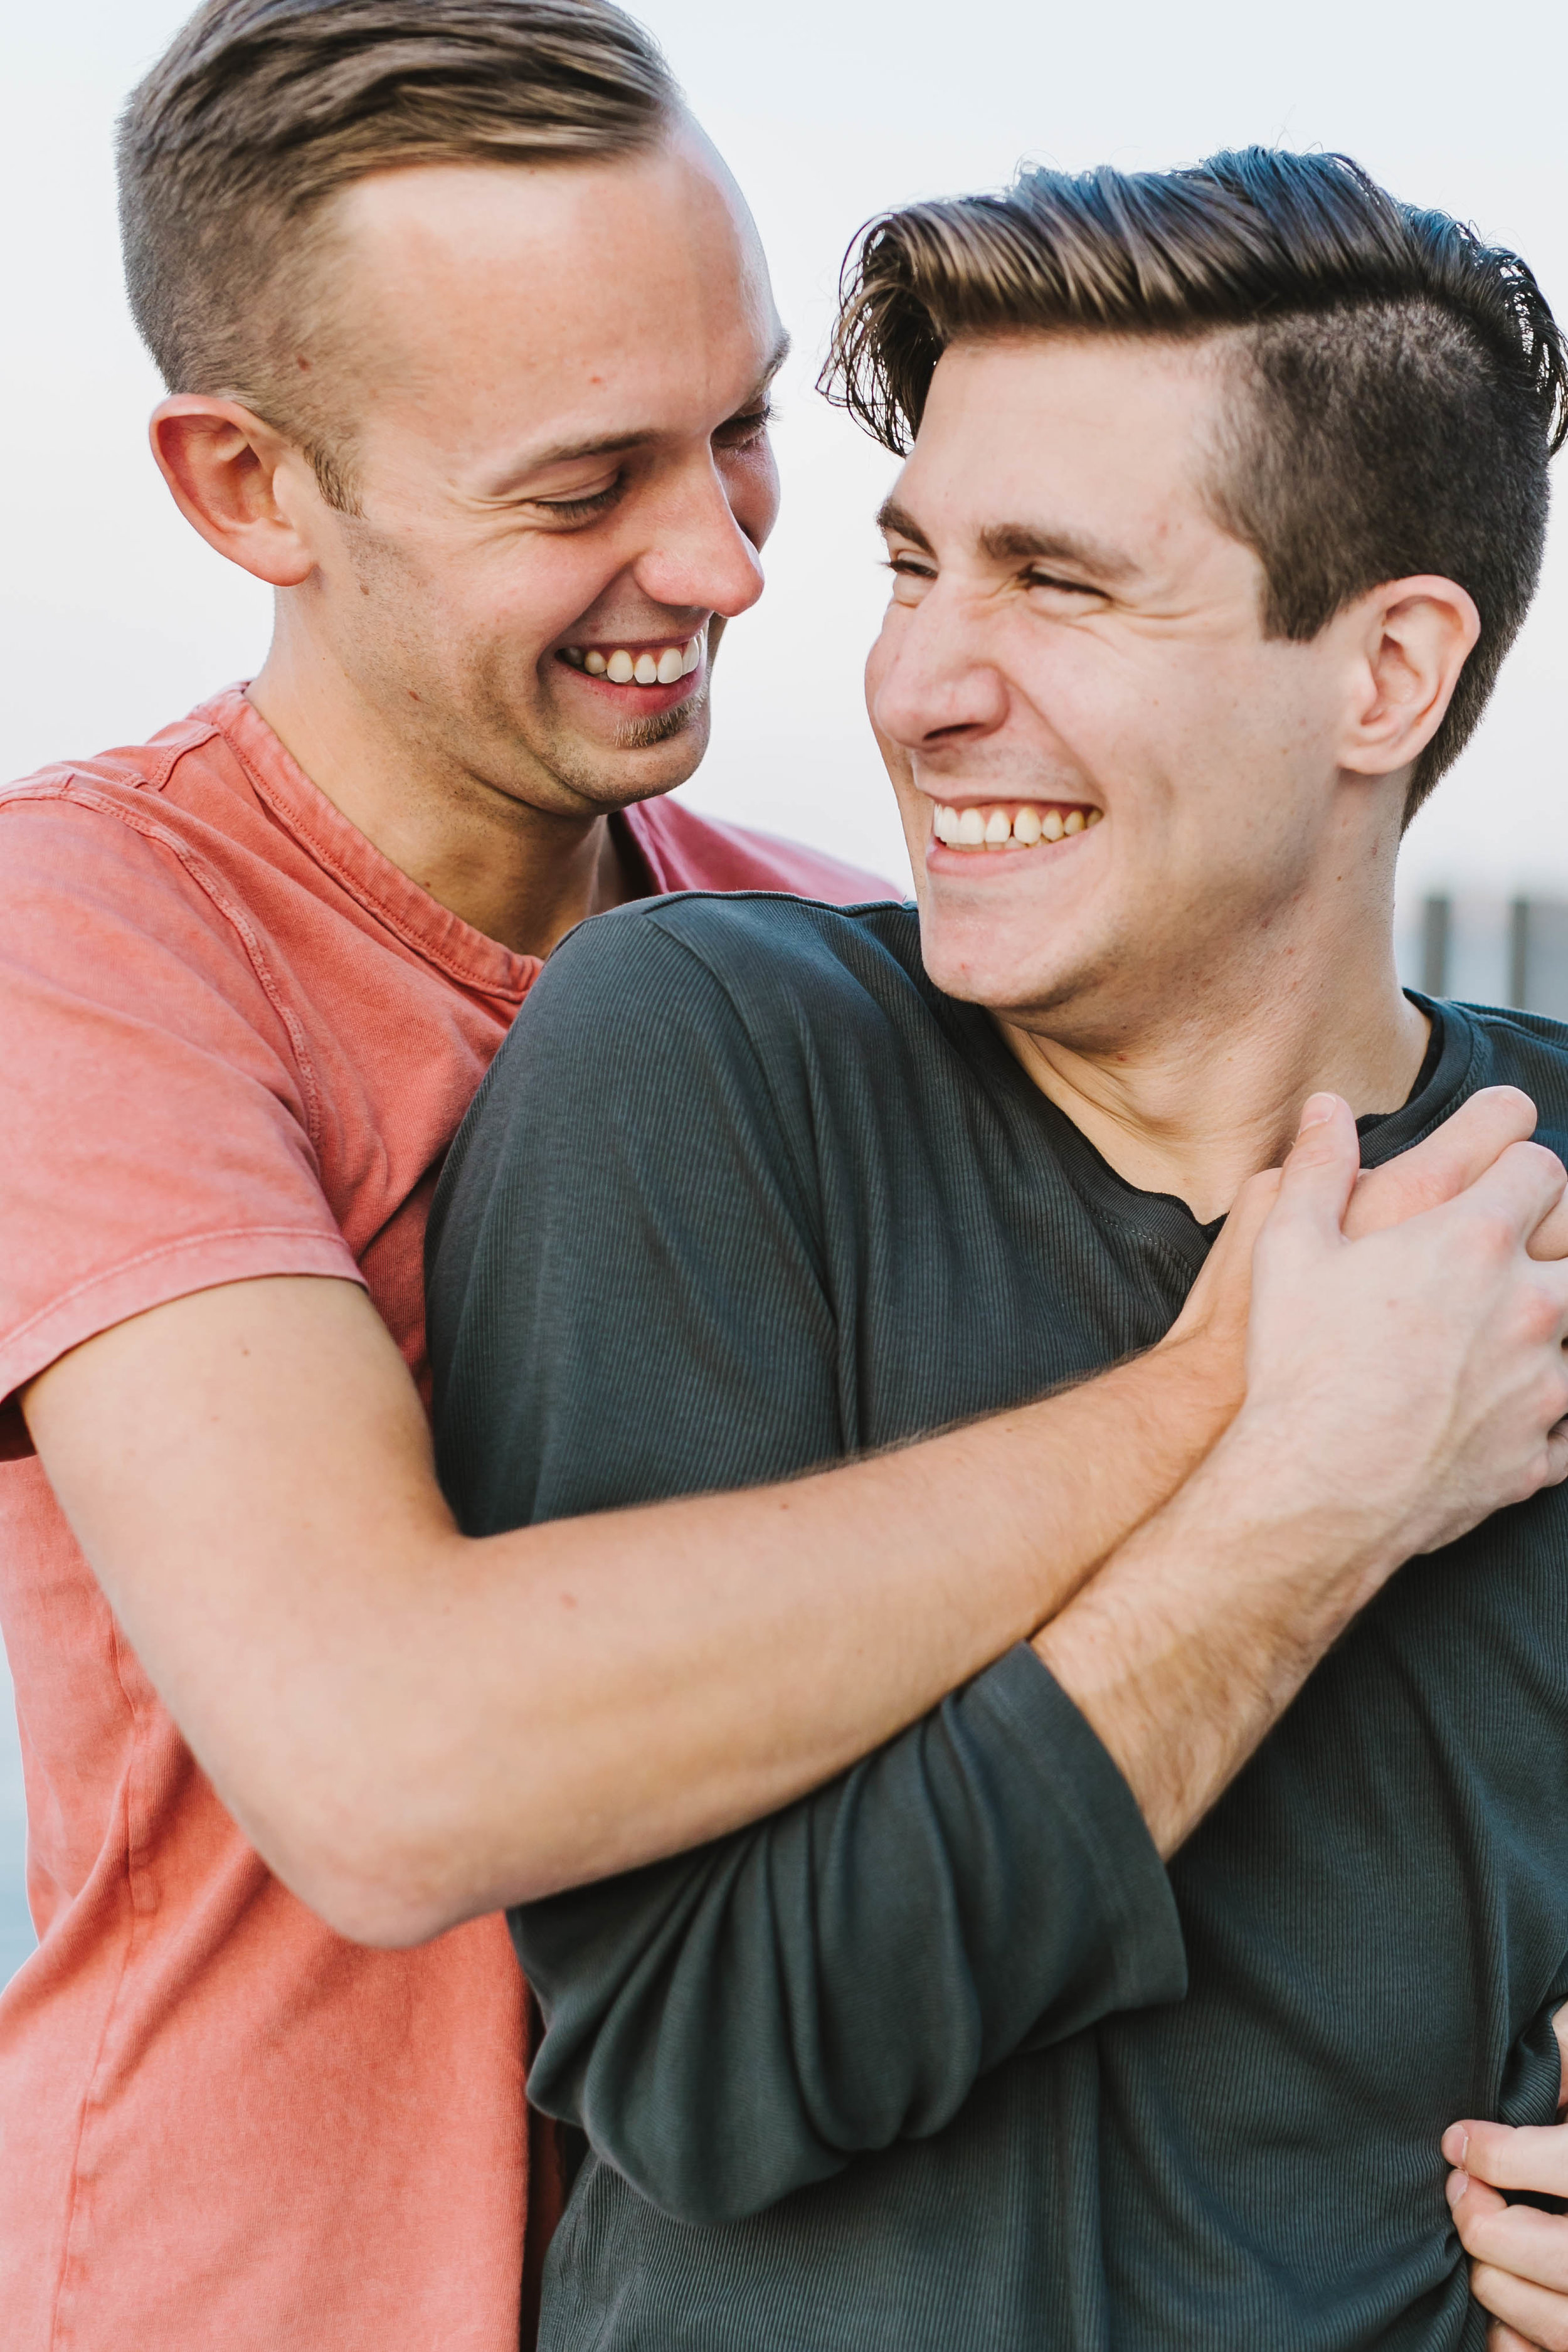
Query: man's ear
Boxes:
[
  {"xmin": 149, "ymin": 396, "xmax": 325, "ymax": 588},
  {"xmin": 1338, "ymin": 575, "xmax": 1481, "ymax": 779}
]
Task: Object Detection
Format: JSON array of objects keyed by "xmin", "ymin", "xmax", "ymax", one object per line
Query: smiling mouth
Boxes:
[
  {"xmin": 558, "ymin": 632, "xmax": 705, "ymax": 686},
  {"xmin": 933, "ymin": 801, "xmax": 1104, "ymax": 850}
]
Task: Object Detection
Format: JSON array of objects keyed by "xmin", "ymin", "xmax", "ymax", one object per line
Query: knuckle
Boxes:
[
  {"xmin": 1469, "ymin": 1211, "xmax": 1520, "ymax": 1267},
  {"xmin": 1519, "ymin": 1288, "xmax": 1563, "ymax": 1347},
  {"xmin": 1518, "ymin": 1140, "xmax": 1568, "ymax": 1198}
]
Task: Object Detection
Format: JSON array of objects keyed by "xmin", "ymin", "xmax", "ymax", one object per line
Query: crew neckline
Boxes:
[
  {"xmin": 954, "ymin": 974, "xmax": 1478, "ymax": 1266},
  {"xmin": 209, "ymin": 686, "xmax": 546, "ymax": 1006}
]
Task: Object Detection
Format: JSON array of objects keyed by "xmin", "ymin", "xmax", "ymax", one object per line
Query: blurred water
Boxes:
[{"xmin": 0, "ymin": 1643, "xmax": 36, "ymax": 1984}]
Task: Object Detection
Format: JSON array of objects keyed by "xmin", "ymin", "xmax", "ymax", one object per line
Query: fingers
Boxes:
[
  {"xmin": 1545, "ymin": 1426, "xmax": 1568, "ymax": 1491},
  {"xmin": 1470, "ymin": 2260, "xmax": 1568, "ymax": 2352},
  {"xmin": 1527, "ymin": 1192, "xmax": 1568, "ymax": 1265},
  {"xmin": 1450, "ymin": 2171, "xmax": 1568, "ymax": 2294},
  {"xmin": 1488, "ymin": 2325, "xmax": 1547, "ymax": 2352},
  {"xmin": 1448, "ymin": 2119, "xmax": 1568, "ymax": 2200},
  {"xmin": 1162, "ymin": 1168, "xmax": 1280, "ymax": 1359},
  {"xmin": 1456, "ymin": 1140, "xmax": 1568, "ymax": 1252},
  {"xmin": 1557, "ymin": 2003, "xmax": 1568, "ymax": 2109},
  {"xmin": 1224, "ymin": 1165, "xmax": 1284, "ymax": 1249},
  {"xmin": 1488, "ymin": 2324, "xmax": 1550, "ymax": 2352},
  {"xmin": 1346, "ymin": 1088, "xmax": 1539, "ymax": 1240},
  {"xmin": 1269, "ymin": 1093, "xmax": 1360, "ymax": 1241},
  {"xmin": 1454, "ymin": 2163, "xmax": 1568, "ymax": 2351}
]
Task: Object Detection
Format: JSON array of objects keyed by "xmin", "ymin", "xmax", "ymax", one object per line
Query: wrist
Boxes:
[
  {"xmin": 1149, "ymin": 1323, "xmax": 1247, "ymax": 1447},
  {"xmin": 1197, "ymin": 1406, "xmax": 1407, "ymax": 1597},
  {"xmin": 1033, "ymin": 1420, "xmax": 1399, "ymax": 1858}
]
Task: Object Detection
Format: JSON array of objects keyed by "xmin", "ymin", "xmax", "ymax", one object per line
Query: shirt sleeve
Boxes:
[
  {"xmin": 426, "ymin": 901, "xmax": 1187, "ymax": 2227},
  {"xmin": 0, "ymin": 790, "xmax": 361, "ymax": 1402}
]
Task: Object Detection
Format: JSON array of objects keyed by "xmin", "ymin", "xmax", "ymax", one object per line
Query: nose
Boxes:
[
  {"xmin": 867, "ymin": 583, "xmax": 1010, "ymax": 755},
  {"xmin": 630, "ymin": 451, "xmax": 769, "ymax": 622}
]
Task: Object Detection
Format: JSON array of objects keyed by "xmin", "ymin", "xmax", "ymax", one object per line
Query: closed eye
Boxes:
[
  {"xmin": 1025, "ymin": 568, "xmax": 1104, "ymax": 599},
  {"xmin": 714, "ymin": 404, "xmax": 775, "ymax": 450},
  {"xmin": 532, "ymin": 482, "xmax": 625, "ymax": 522}
]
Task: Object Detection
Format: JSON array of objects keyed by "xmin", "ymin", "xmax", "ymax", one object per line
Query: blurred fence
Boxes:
[{"xmin": 1402, "ymin": 896, "xmax": 1568, "ymax": 1018}]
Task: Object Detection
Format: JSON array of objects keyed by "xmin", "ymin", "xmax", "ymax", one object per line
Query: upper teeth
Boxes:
[
  {"xmin": 933, "ymin": 803, "xmax": 1102, "ymax": 849},
  {"xmin": 567, "ymin": 635, "xmax": 703, "ymax": 683}
]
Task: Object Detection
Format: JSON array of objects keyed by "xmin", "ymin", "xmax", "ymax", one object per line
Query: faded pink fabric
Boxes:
[{"xmin": 0, "ymin": 686, "xmax": 893, "ymax": 2352}]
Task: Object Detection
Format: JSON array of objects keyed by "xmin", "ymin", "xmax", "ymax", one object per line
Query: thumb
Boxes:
[{"xmin": 1273, "ymin": 1093, "xmax": 1360, "ymax": 1240}]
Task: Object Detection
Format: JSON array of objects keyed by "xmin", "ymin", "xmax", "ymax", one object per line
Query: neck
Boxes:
[
  {"xmin": 997, "ymin": 865, "xmax": 1428, "ymax": 1224},
  {"xmin": 247, "ymin": 621, "xmax": 636, "ymax": 960}
]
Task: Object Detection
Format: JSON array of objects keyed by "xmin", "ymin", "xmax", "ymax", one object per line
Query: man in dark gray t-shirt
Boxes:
[
  {"xmin": 429, "ymin": 150, "xmax": 1568, "ymax": 2348},
  {"xmin": 433, "ymin": 901, "xmax": 1568, "ymax": 2352}
]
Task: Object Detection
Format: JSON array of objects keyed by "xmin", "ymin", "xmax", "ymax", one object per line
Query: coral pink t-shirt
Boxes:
[{"xmin": 0, "ymin": 687, "xmax": 892, "ymax": 2352}]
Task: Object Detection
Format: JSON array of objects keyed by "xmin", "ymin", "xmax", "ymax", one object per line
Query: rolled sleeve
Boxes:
[{"xmin": 517, "ymin": 1641, "xmax": 1184, "ymax": 2223}]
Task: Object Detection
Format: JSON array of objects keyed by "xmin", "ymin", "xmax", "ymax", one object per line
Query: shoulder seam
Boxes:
[{"xmin": 0, "ymin": 779, "xmax": 327, "ymax": 1157}]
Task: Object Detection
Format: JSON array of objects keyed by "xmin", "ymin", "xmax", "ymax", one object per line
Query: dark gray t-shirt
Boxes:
[{"xmin": 427, "ymin": 894, "xmax": 1568, "ymax": 2352}]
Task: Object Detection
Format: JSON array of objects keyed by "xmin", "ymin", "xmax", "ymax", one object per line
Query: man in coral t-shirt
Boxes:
[
  {"xmin": 0, "ymin": 5, "xmax": 1236, "ymax": 2343},
  {"xmin": 11, "ymin": 8, "xmax": 1564, "ymax": 2352}
]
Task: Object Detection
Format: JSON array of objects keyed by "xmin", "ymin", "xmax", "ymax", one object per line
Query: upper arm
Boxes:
[
  {"xmin": 429, "ymin": 907, "xmax": 844, "ymax": 1527},
  {"xmin": 4, "ymin": 798, "xmax": 443, "ymax": 1920},
  {"xmin": 1, "ymin": 796, "xmax": 358, "ymax": 1404},
  {"xmin": 21, "ymin": 1273, "xmax": 458, "ymax": 1935}
]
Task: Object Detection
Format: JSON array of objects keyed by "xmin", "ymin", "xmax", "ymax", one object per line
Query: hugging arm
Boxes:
[
  {"xmin": 23, "ymin": 910, "xmax": 1241, "ymax": 1951},
  {"xmin": 452, "ymin": 922, "xmax": 1568, "ymax": 2220}
]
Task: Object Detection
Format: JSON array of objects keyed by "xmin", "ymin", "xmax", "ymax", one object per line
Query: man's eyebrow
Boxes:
[
  {"xmin": 875, "ymin": 497, "xmax": 934, "ymax": 552},
  {"xmin": 875, "ymin": 503, "xmax": 1136, "ymax": 585},
  {"xmin": 482, "ymin": 332, "xmax": 793, "ymax": 498},
  {"xmin": 977, "ymin": 521, "xmax": 1138, "ymax": 583}
]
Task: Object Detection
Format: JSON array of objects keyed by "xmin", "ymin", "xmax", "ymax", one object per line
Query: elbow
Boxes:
[
  {"xmin": 207, "ymin": 1703, "xmax": 611, "ymax": 1944},
  {"xmin": 264, "ymin": 1829, "xmax": 473, "ymax": 1949},
  {"xmin": 235, "ymin": 1784, "xmax": 495, "ymax": 1950},
  {"xmin": 292, "ymin": 1868, "xmax": 463, "ymax": 1951}
]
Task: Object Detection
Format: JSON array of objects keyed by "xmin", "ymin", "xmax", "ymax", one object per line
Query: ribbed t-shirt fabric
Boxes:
[{"xmin": 428, "ymin": 893, "xmax": 1568, "ymax": 2352}]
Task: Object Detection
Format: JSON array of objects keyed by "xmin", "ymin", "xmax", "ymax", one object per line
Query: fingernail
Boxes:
[
  {"xmin": 1445, "ymin": 2167, "xmax": 1469, "ymax": 2207},
  {"xmin": 1441, "ymin": 2124, "xmax": 1469, "ymax": 2165},
  {"xmin": 1298, "ymin": 1093, "xmax": 1337, "ymax": 1135}
]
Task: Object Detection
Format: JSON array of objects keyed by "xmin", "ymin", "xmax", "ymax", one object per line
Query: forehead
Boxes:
[
  {"xmin": 898, "ymin": 332, "xmax": 1233, "ymax": 554},
  {"xmin": 323, "ymin": 138, "xmax": 778, "ymax": 448}
]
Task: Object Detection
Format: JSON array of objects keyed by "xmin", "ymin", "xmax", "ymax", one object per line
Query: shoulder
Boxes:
[
  {"xmin": 537, "ymin": 890, "xmax": 930, "ymax": 1051},
  {"xmin": 451, "ymin": 896, "xmax": 937, "ymax": 1200},
  {"xmin": 1459, "ymin": 1002, "xmax": 1568, "ymax": 1126}
]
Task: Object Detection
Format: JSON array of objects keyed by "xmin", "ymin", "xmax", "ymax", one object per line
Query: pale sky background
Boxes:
[
  {"xmin": 5, "ymin": 0, "xmax": 1568, "ymax": 895},
  {"xmin": 2, "ymin": 0, "xmax": 1567, "ymax": 1969}
]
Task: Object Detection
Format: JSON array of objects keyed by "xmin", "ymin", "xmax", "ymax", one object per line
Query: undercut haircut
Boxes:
[
  {"xmin": 119, "ymin": 0, "xmax": 681, "ymax": 508},
  {"xmin": 823, "ymin": 149, "xmax": 1567, "ymax": 819}
]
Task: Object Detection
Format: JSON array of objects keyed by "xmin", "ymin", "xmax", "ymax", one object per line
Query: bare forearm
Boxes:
[
  {"xmin": 443, "ymin": 1325, "xmax": 1233, "ymax": 1900},
  {"xmin": 1034, "ymin": 1416, "xmax": 1392, "ymax": 1857},
  {"xmin": 25, "ymin": 1278, "xmax": 1232, "ymax": 1944}
]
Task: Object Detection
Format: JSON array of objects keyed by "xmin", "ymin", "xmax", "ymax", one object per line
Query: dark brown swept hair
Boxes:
[
  {"xmin": 823, "ymin": 149, "xmax": 1568, "ymax": 820},
  {"xmin": 119, "ymin": 0, "xmax": 680, "ymax": 507}
]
